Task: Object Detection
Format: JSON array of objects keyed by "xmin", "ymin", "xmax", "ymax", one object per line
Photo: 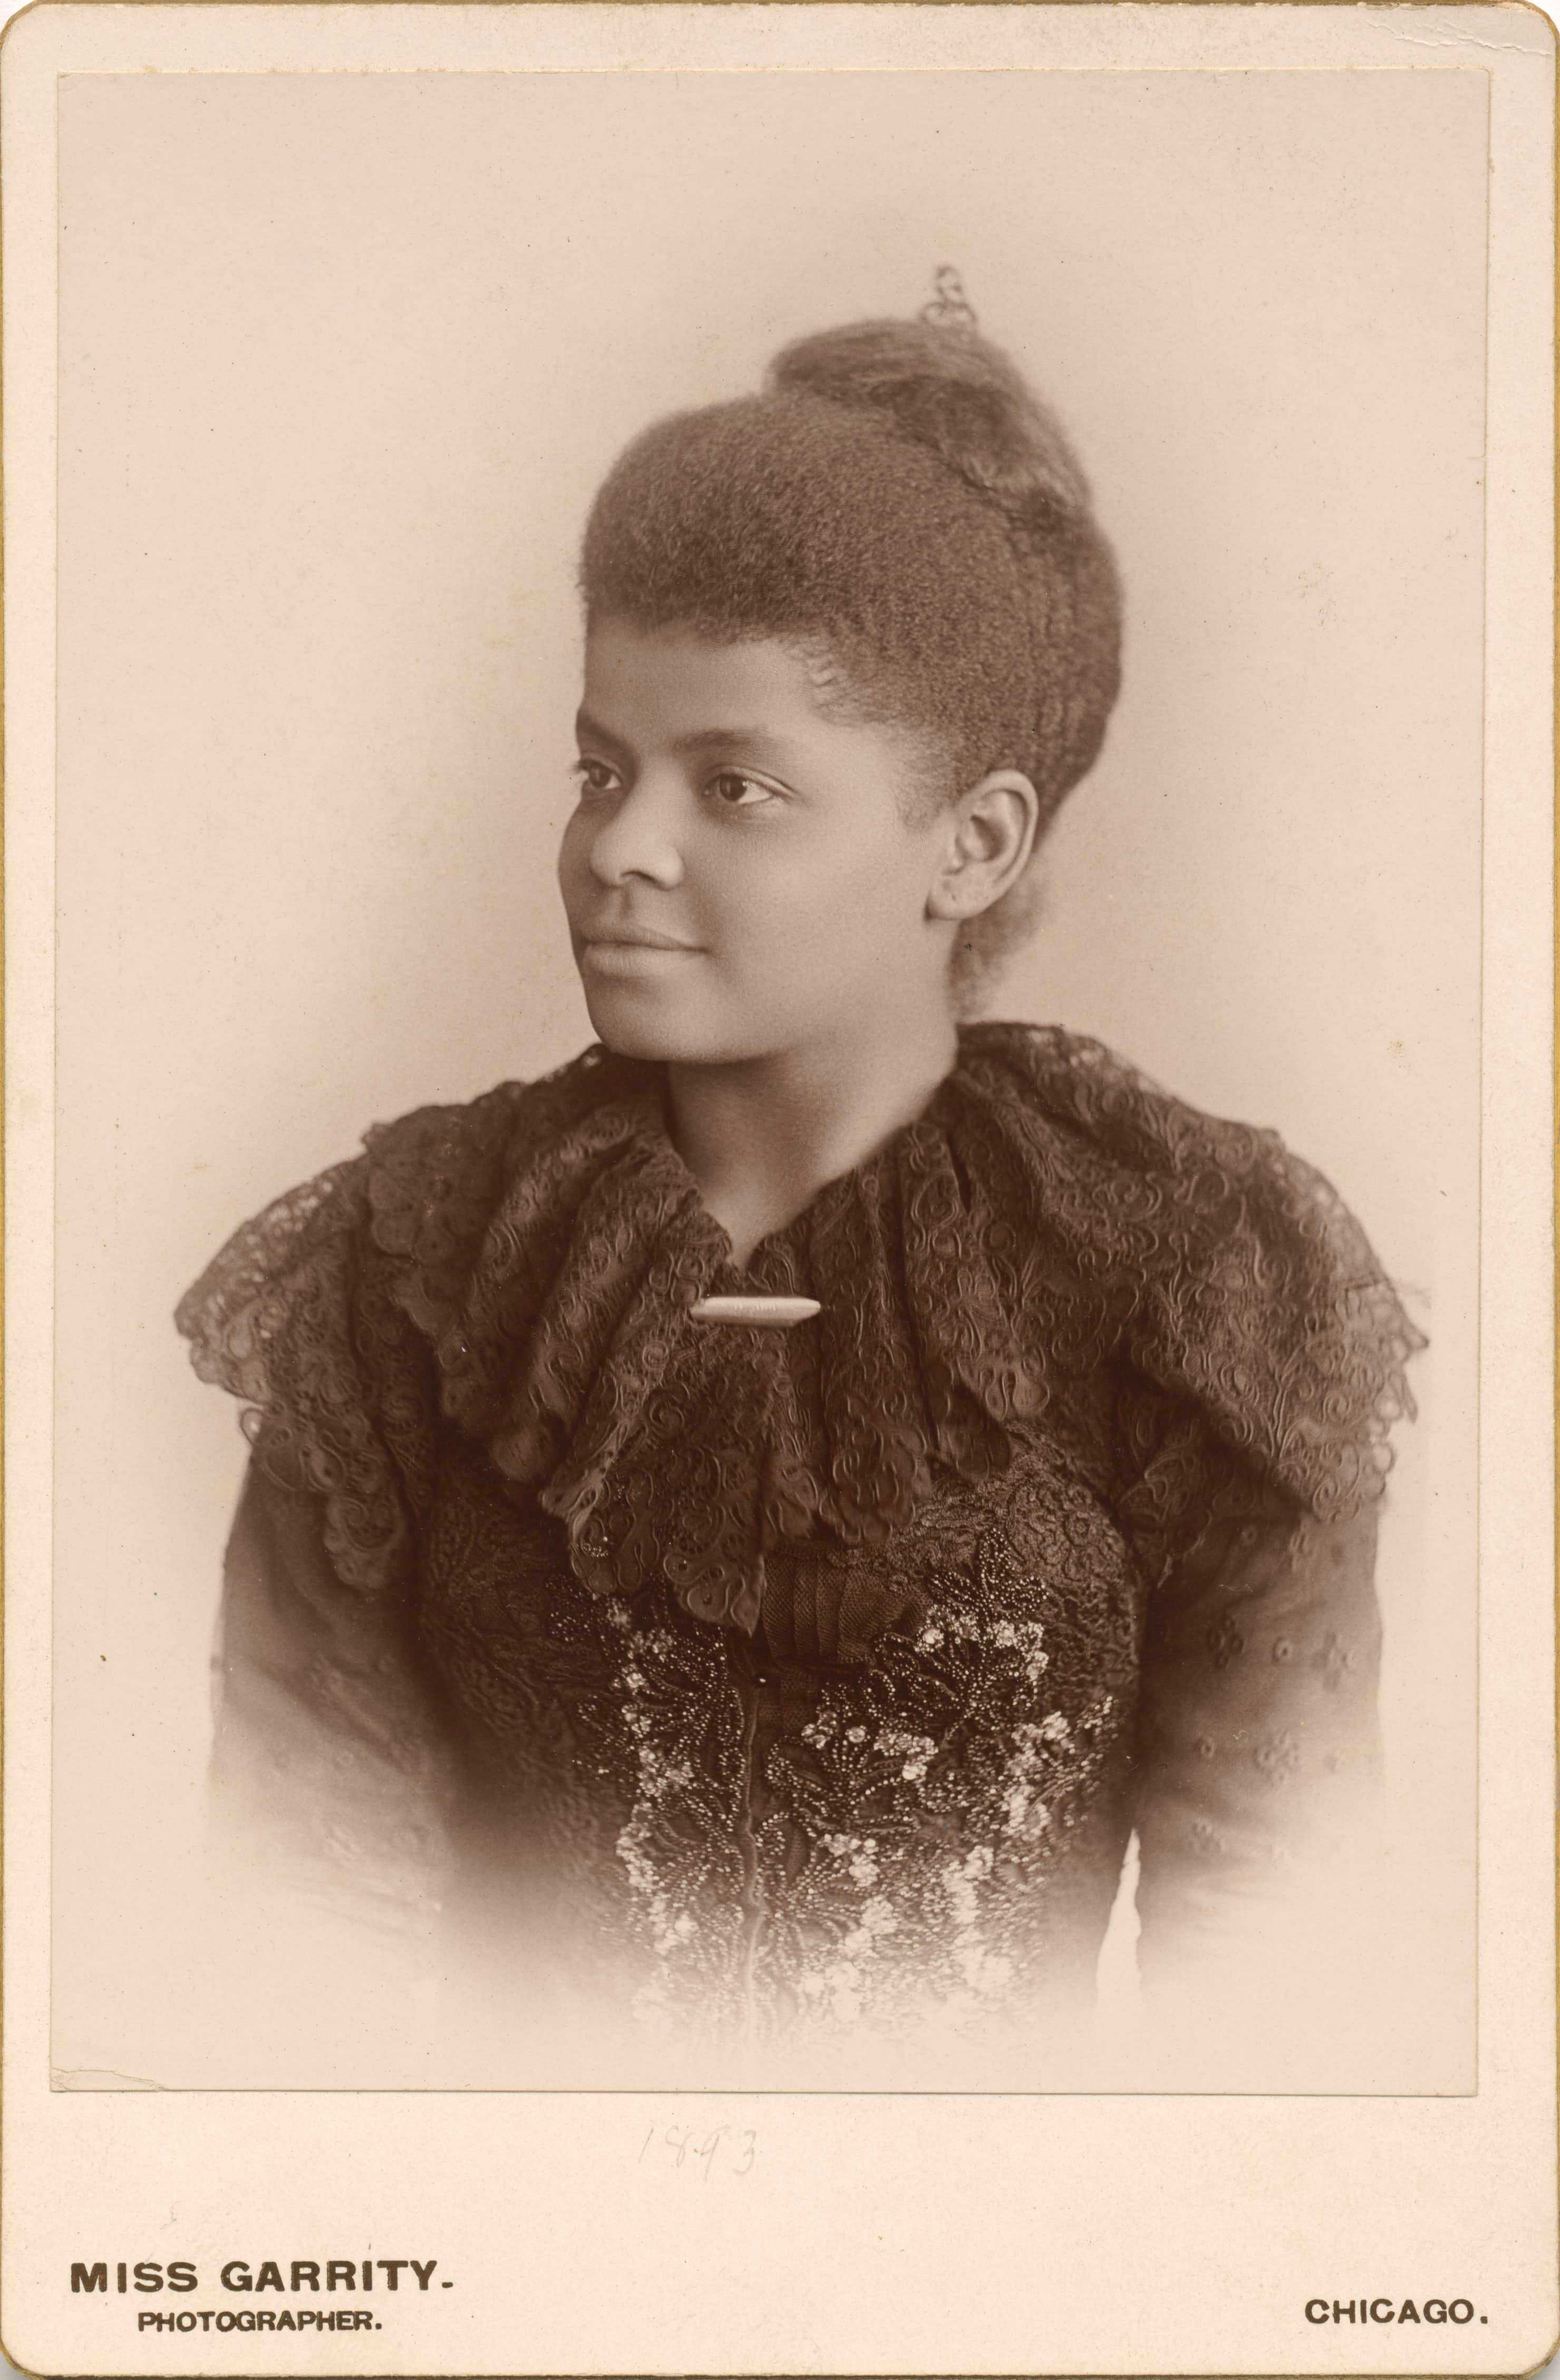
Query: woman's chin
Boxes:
[
  {"xmin": 580, "ymin": 984, "xmax": 773, "ymax": 1067},
  {"xmin": 581, "ymin": 984, "xmax": 704, "ymax": 1063}
]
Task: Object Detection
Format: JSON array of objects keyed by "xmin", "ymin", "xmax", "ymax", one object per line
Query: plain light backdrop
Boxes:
[{"xmin": 50, "ymin": 62, "xmax": 1482, "ymax": 2085}]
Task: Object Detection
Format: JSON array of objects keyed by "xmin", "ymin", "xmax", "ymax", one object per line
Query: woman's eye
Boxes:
[
  {"xmin": 706, "ymin": 771, "xmax": 777, "ymax": 810},
  {"xmin": 571, "ymin": 758, "xmax": 621, "ymax": 799}
]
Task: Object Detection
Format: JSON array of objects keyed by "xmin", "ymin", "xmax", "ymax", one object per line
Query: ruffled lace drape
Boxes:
[{"xmin": 177, "ymin": 1025, "xmax": 1422, "ymax": 1641}]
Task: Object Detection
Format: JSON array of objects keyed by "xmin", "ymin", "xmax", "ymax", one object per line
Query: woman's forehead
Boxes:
[{"xmin": 580, "ymin": 621, "xmax": 836, "ymax": 746}]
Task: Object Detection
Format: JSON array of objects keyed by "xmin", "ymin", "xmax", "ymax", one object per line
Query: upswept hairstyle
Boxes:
[{"xmin": 579, "ymin": 299, "xmax": 1121, "ymax": 1006}]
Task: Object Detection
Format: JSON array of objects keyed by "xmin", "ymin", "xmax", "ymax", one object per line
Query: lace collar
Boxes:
[{"xmin": 353, "ymin": 1024, "xmax": 1421, "ymax": 1633}]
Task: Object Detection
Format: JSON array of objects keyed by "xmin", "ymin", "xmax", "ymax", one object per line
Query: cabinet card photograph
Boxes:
[{"xmin": 3, "ymin": 2, "xmax": 1554, "ymax": 2374}]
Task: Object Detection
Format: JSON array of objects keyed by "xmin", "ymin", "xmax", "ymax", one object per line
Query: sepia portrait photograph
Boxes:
[
  {"xmin": 49, "ymin": 26, "xmax": 1485, "ymax": 2100},
  {"xmin": 2, "ymin": 0, "xmax": 1555, "ymax": 2370}
]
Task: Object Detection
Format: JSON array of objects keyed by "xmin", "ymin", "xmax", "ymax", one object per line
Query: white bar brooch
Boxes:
[{"xmin": 689, "ymin": 1295, "xmax": 821, "ymax": 1329}]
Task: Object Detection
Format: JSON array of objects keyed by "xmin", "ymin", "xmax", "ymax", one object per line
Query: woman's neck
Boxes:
[{"xmin": 666, "ymin": 1006, "xmax": 961, "ymax": 1270}]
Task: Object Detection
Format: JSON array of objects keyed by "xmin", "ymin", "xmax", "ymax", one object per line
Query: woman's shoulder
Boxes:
[
  {"xmin": 960, "ymin": 1018, "xmax": 1317, "ymax": 1173},
  {"xmin": 173, "ymin": 1048, "xmax": 645, "ymax": 1591},
  {"xmin": 175, "ymin": 1047, "xmax": 629, "ymax": 1403},
  {"xmin": 958, "ymin": 1017, "xmax": 1394, "ymax": 1257},
  {"xmin": 952, "ymin": 1020, "xmax": 1426, "ymax": 1523}
]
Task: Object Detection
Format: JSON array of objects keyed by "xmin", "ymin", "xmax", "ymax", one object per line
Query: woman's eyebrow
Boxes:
[
  {"xmin": 575, "ymin": 712, "xmax": 800, "ymax": 767},
  {"xmin": 574, "ymin": 708, "xmax": 635, "ymax": 761},
  {"xmin": 670, "ymin": 725, "xmax": 796, "ymax": 763}
]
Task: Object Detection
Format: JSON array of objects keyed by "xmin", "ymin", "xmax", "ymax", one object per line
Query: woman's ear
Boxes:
[{"xmin": 925, "ymin": 771, "xmax": 1040, "ymax": 921}]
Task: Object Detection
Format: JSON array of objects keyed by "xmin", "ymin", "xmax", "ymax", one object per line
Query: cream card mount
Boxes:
[{"xmin": 1, "ymin": 3, "xmax": 1553, "ymax": 2374}]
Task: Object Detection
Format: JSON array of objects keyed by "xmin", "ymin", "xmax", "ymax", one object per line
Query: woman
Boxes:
[{"xmin": 177, "ymin": 278, "xmax": 1421, "ymax": 2056}]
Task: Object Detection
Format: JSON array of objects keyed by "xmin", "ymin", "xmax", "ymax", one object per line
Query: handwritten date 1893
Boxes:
[{"xmin": 637, "ymin": 2123, "xmax": 757, "ymax": 2181}]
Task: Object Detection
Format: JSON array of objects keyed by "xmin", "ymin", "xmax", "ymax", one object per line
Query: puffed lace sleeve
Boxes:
[
  {"xmin": 176, "ymin": 1151, "xmax": 460, "ymax": 1933},
  {"xmin": 957, "ymin": 1027, "xmax": 1424, "ymax": 2012},
  {"xmin": 1092, "ymin": 1101, "xmax": 1422, "ymax": 2015},
  {"xmin": 1129, "ymin": 1482, "xmax": 1386, "ymax": 2002}
]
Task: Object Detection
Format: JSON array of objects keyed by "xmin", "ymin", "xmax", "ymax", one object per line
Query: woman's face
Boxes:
[{"xmin": 558, "ymin": 621, "xmax": 956, "ymax": 1065}]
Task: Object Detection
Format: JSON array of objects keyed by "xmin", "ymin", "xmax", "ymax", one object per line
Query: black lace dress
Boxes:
[{"xmin": 177, "ymin": 1023, "xmax": 1421, "ymax": 2043}]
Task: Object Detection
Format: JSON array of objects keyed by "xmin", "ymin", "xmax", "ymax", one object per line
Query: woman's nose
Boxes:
[{"xmin": 585, "ymin": 781, "xmax": 684, "ymax": 889}]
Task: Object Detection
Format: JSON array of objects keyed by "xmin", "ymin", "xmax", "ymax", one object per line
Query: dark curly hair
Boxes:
[{"xmin": 579, "ymin": 307, "xmax": 1121, "ymax": 1007}]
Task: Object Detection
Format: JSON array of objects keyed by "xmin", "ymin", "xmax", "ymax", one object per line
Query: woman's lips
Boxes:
[{"xmin": 579, "ymin": 934, "xmax": 704, "ymax": 979}]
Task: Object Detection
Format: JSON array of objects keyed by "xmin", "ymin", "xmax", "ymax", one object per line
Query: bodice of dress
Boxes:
[
  {"xmin": 413, "ymin": 1434, "xmax": 1142, "ymax": 2032},
  {"xmin": 180, "ymin": 1023, "xmax": 1419, "ymax": 2042}
]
